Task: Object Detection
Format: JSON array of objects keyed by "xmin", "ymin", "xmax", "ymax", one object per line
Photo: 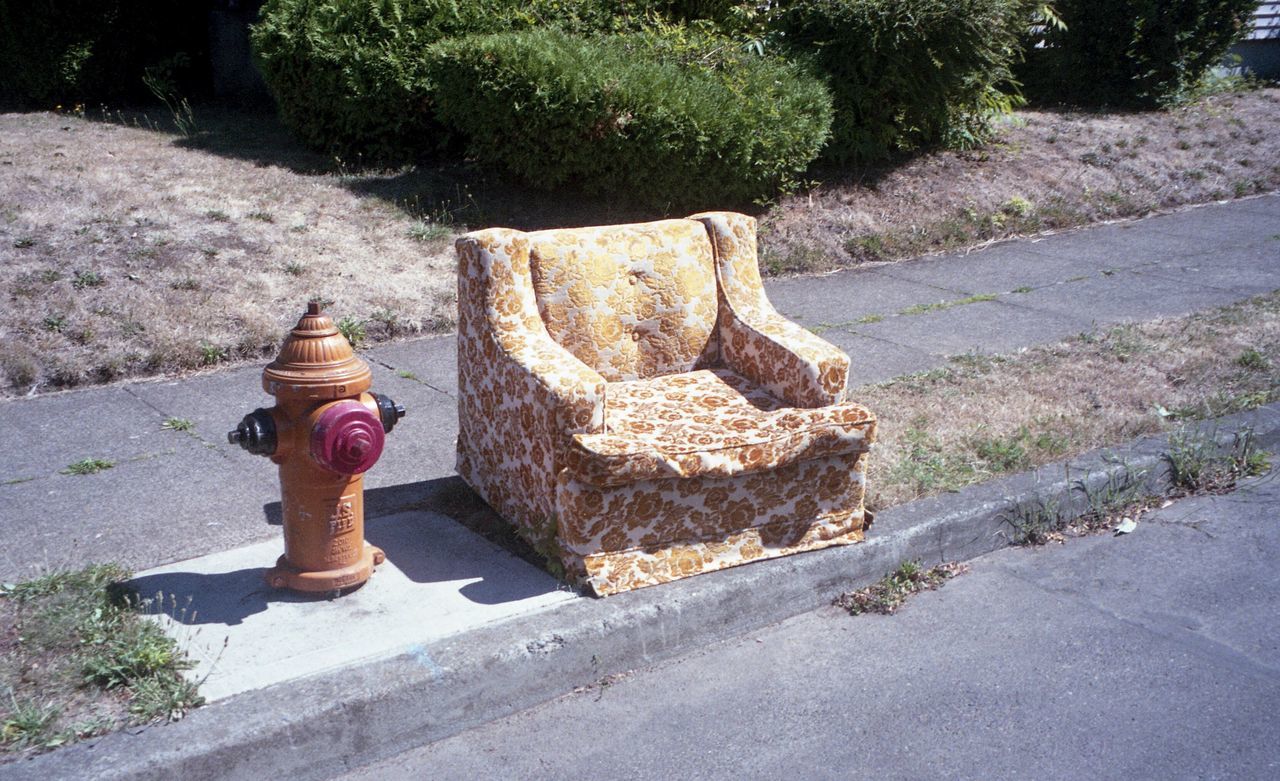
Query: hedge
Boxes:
[
  {"xmin": 1019, "ymin": 0, "xmax": 1259, "ymax": 106},
  {"xmin": 251, "ymin": 0, "xmax": 682, "ymax": 163},
  {"xmin": 0, "ymin": 1, "xmax": 205, "ymax": 108},
  {"xmin": 426, "ymin": 29, "xmax": 833, "ymax": 207},
  {"xmin": 773, "ymin": 0, "xmax": 1030, "ymax": 165}
]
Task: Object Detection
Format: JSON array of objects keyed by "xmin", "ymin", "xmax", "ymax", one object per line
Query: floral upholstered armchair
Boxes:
[{"xmin": 455, "ymin": 212, "xmax": 876, "ymax": 596}]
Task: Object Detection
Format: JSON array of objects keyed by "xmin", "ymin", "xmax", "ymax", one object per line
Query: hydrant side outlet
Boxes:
[{"xmin": 227, "ymin": 303, "xmax": 404, "ymax": 595}]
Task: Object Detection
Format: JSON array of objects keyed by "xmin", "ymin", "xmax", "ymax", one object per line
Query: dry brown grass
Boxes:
[
  {"xmin": 862, "ymin": 292, "xmax": 1280, "ymax": 511},
  {"xmin": 761, "ymin": 89, "xmax": 1280, "ymax": 273},
  {"xmin": 1, "ymin": 89, "xmax": 1277, "ymax": 395},
  {"xmin": 0, "ymin": 110, "xmax": 458, "ymax": 394}
]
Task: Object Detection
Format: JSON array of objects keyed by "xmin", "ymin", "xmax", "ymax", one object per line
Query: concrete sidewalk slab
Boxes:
[
  {"xmin": 132, "ymin": 511, "xmax": 573, "ymax": 702},
  {"xmin": 1148, "ymin": 242, "xmax": 1280, "ymax": 296},
  {"xmin": 0, "ymin": 195, "xmax": 1275, "ymax": 588},
  {"xmin": 808, "ymin": 330, "xmax": 940, "ymax": 384},
  {"xmin": 1008, "ymin": 265, "xmax": 1248, "ymax": 324},
  {"xmin": 850, "ymin": 298, "xmax": 1093, "ymax": 357},
  {"xmin": 0, "ymin": 387, "xmax": 185, "ymax": 484},
  {"xmin": 767, "ymin": 269, "xmax": 962, "ymax": 326},
  {"xmin": 7, "ymin": 442, "xmax": 279, "ymax": 579}
]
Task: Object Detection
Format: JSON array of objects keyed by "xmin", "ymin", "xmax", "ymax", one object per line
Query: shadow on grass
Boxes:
[{"xmin": 92, "ymin": 102, "xmax": 771, "ymax": 229}]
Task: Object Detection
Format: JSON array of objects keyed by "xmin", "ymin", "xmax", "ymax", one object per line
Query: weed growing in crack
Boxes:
[
  {"xmin": 1001, "ymin": 492, "xmax": 1066, "ymax": 545},
  {"xmin": 1073, "ymin": 463, "xmax": 1160, "ymax": 533},
  {"xmin": 1000, "ymin": 460, "xmax": 1164, "ymax": 545},
  {"xmin": 833, "ymin": 561, "xmax": 969, "ymax": 616},
  {"xmin": 1165, "ymin": 425, "xmax": 1270, "ymax": 494},
  {"xmin": 60, "ymin": 458, "xmax": 114, "ymax": 476},
  {"xmin": 161, "ymin": 418, "xmax": 194, "ymax": 433}
]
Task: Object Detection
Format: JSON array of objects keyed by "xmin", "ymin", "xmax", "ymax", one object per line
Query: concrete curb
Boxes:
[{"xmin": 7, "ymin": 403, "xmax": 1280, "ymax": 781}]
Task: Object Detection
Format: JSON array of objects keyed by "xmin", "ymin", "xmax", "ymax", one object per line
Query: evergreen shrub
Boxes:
[
  {"xmin": 426, "ymin": 29, "xmax": 833, "ymax": 207},
  {"xmin": 251, "ymin": 0, "xmax": 673, "ymax": 162},
  {"xmin": 773, "ymin": 0, "xmax": 1030, "ymax": 165}
]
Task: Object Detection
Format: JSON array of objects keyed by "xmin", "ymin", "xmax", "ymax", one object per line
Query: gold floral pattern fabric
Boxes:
[
  {"xmin": 691, "ymin": 211, "xmax": 851, "ymax": 408},
  {"xmin": 456, "ymin": 213, "xmax": 876, "ymax": 596},
  {"xmin": 566, "ymin": 368, "xmax": 874, "ymax": 486},
  {"xmin": 557, "ymin": 452, "xmax": 869, "ymax": 594},
  {"xmin": 527, "ymin": 220, "xmax": 719, "ymax": 382}
]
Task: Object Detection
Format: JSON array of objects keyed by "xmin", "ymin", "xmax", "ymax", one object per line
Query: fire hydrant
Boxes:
[{"xmin": 228, "ymin": 302, "xmax": 405, "ymax": 594}]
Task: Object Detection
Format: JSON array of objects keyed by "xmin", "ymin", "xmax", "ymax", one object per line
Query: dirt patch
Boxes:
[{"xmin": 1, "ymin": 89, "xmax": 1277, "ymax": 395}]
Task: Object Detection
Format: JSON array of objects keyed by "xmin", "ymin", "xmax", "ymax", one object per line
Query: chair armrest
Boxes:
[
  {"xmin": 457, "ymin": 230, "xmax": 606, "ymax": 449},
  {"xmin": 690, "ymin": 212, "xmax": 849, "ymax": 408}
]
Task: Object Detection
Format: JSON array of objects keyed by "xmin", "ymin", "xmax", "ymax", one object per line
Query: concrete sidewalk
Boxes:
[{"xmin": 2, "ymin": 194, "xmax": 1276, "ymax": 584}]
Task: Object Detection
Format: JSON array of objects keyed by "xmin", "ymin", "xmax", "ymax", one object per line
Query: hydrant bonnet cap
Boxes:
[{"xmin": 263, "ymin": 303, "xmax": 371, "ymax": 397}]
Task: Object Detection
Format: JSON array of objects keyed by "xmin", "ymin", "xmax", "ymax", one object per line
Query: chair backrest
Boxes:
[{"xmin": 524, "ymin": 219, "xmax": 719, "ymax": 382}]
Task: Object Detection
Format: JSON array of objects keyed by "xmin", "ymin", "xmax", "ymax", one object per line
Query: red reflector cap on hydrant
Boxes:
[
  {"xmin": 227, "ymin": 302, "xmax": 406, "ymax": 595},
  {"xmin": 311, "ymin": 401, "xmax": 385, "ymax": 475}
]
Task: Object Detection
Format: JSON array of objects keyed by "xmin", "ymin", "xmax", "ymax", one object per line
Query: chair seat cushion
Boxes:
[{"xmin": 565, "ymin": 368, "xmax": 874, "ymax": 486}]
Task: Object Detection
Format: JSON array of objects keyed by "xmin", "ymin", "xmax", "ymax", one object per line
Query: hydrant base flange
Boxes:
[{"xmin": 265, "ymin": 545, "xmax": 386, "ymax": 593}]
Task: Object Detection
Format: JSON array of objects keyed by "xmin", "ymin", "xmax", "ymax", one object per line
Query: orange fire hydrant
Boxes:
[{"xmin": 228, "ymin": 302, "xmax": 405, "ymax": 594}]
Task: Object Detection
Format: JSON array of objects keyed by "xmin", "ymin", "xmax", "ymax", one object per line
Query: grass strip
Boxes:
[
  {"xmin": 861, "ymin": 291, "xmax": 1280, "ymax": 510},
  {"xmin": 1, "ymin": 565, "xmax": 204, "ymax": 759}
]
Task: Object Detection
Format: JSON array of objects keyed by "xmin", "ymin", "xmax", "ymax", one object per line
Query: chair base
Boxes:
[
  {"xmin": 555, "ymin": 450, "xmax": 871, "ymax": 596},
  {"xmin": 567, "ymin": 507, "xmax": 868, "ymax": 596}
]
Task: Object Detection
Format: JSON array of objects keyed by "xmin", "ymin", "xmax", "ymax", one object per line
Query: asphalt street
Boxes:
[{"xmin": 339, "ymin": 470, "xmax": 1280, "ymax": 781}]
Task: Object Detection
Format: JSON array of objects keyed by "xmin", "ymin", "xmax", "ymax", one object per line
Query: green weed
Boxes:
[
  {"xmin": 899, "ymin": 293, "xmax": 997, "ymax": 316},
  {"xmin": 71, "ymin": 270, "xmax": 104, "ymax": 290},
  {"xmin": 60, "ymin": 458, "xmax": 114, "ymax": 476},
  {"xmin": 1, "ymin": 697, "xmax": 61, "ymax": 750},
  {"xmin": 0, "ymin": 564, "xmax": 204, "ymax": 755},
  {"xmin": 1236, "ymin": 348, "xmax": 1270, "ymax": 371},
  {"xmin": 197, "ymin": 342, "xmax": 226, "ymax": 366},
  {"xmin": 406, "ymin": 221, "xmax": 451, "ymax": 243},
  {"xmin": 1165, "ymin": 426, "xmax": 1270, "ymax": 494},
  {"xmin": 833, "ymin": 560, "xmax": 968, "ymax": 616},
  {"xmin": 161, "ymin": 418, "xmax": 194, "ymax": 433},
  {"xmin": 337, "ymin": 316, "xmax": 366, "ymax": 349}
]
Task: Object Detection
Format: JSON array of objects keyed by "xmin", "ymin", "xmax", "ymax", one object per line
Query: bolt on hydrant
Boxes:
[{"xmin": 228, "ymin": 302, "xmax": 405, "ymax": 594}]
